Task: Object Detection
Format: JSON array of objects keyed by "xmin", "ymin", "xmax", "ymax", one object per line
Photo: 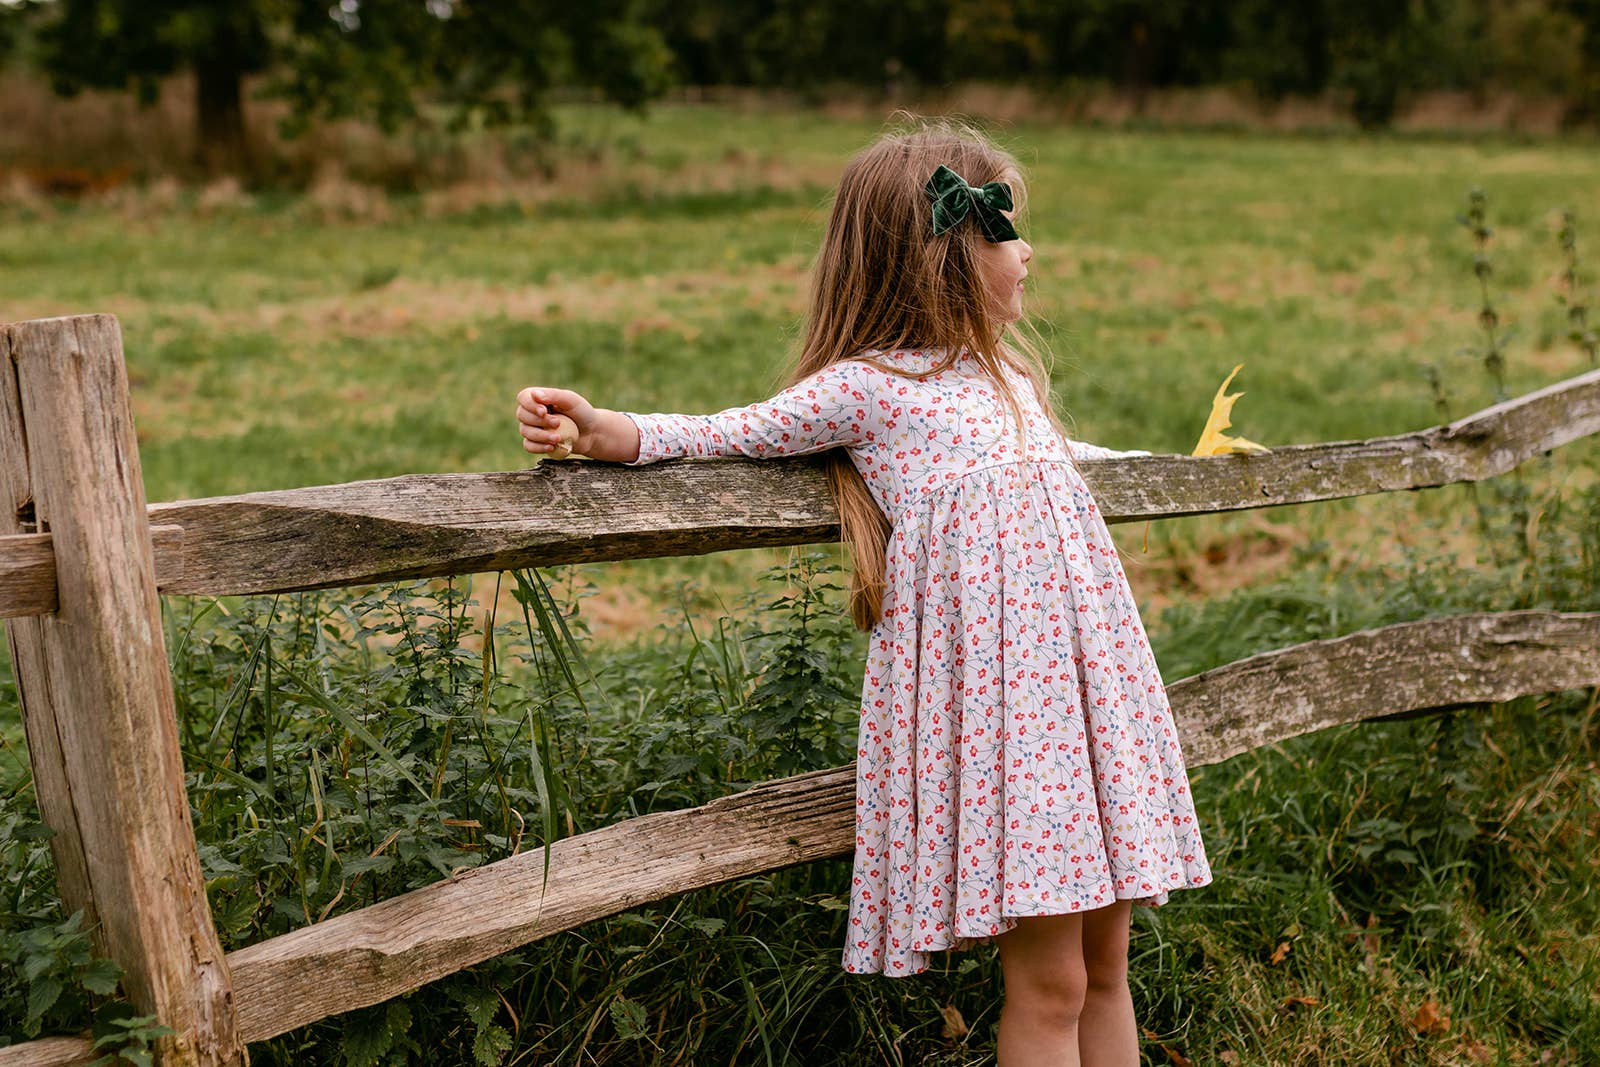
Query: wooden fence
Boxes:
[{"xmin": 1, "ymin": 313, "xmax": 1597, "ymax": 1065}]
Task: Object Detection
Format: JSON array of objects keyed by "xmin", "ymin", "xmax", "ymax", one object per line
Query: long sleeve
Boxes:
[
  {"xmin": 618, "ymin": 360, "xmax": 884, "ymax": 466},
  {"xmin": 1064, "ymin": 439, "xmax": 1152, "ymax": 462}
]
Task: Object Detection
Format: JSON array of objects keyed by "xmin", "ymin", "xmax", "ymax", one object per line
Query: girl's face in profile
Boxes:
[{"xmin": 973, "ymin": 214, "xmax": 1033, "ymax": 324}]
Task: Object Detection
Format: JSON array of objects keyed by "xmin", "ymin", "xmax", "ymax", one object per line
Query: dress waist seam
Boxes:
[{"xmin": 888, "ymin": 455, "xmax": 1075, "ymax": 527}]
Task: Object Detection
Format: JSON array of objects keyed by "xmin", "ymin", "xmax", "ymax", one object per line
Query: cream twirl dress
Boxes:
[{"xmin": 619, "ymin": 347, "xmax": 1212, "ymax": 976}]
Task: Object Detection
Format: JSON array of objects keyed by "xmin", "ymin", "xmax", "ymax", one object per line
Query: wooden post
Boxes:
[{"xmin": 0, "ymin": 316, "xmax": 243, "ymax": 1065}]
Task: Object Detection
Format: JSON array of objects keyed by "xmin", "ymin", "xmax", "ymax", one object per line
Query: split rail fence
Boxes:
[{"xmin": 1, "ymin": 313, "xmax": 1598, "ymax": 1065}]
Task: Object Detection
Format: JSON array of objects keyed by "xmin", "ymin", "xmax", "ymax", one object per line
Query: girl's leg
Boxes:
[
  {"xmin": 995, "ymin": 914, "xmax": 1087, "ymax": 1067},
  {"xmin": 1079, "ymin": 899, "xmax": 1138, "ymax": 1066}
]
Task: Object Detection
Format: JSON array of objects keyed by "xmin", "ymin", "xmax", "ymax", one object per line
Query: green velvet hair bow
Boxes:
[{"xmin": 924, "ymin": 164, "xmax": 1019, "ymax": 243}]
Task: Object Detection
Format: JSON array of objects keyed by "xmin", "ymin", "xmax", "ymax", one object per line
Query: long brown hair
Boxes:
[{"xmin": 779, "ymin": 119, "xmax": 1074, "ymax": 632}]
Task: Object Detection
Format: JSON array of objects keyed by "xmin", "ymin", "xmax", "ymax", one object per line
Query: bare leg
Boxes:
[
  {"xmin": 995, "ymin": 914, "xmax": 1086, "ymax": 1067},
  {"xmin": 1079, "ymin": 899, "xmax": 1138, "ymax": 1066}
]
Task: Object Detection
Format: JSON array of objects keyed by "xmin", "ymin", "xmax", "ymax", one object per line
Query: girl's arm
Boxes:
[
  {"xmin": 518, "ymin": 360, "xmax": 884, "ymax": 465},
  {"xmin": 614, "ymin": 360, "xmax": 884, "ymax": 466}
]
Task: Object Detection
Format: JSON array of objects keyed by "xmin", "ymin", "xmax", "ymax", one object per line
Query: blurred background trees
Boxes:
[
  {"xmin": 1, "ymin": 0, "xmax": 1597, "ymax": 178},
  {"xmin": 1, "ymin": 0, "xmax": 673, "ymax": 174},
  {"xmin": 642, "ymin": 0, "xmax": 1598, "ymax": 129}
]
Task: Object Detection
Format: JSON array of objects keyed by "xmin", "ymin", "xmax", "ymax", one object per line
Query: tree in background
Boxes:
[
  {"xmin": 37, "ymin": 2, "xmax": 272, "ymax": 174},
  {"xmin": 7, "ymin": 0, "xmax": 1599, "ymax": 168},
  {"xmin": 17, "ymin": 0, "xmax": 671, "ymax": 177},
  {"xmin": 1322, "ymin": 0, "xmax": 1453, "ymax": 129},
  {"xmin": 644, "ymin": 0, "xmax": 1596, "ymax": 129},
  {"xmin": 1555, "ymin": 0, "xmax": 1600, "ymax": 120}
]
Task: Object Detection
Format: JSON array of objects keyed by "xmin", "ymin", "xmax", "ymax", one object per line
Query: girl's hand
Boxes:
[
  {"xmin": 516, "ymin": 387, "xmax": 644, "ymax": 463},
  {"xmin": 517, "ymin": 386, "xmax": 593, "ymax": 458}
]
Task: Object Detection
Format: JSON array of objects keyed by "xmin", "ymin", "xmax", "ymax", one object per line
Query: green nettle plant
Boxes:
[
  {"xmin": 738, "ymin": 554, "xmax": 860, "ymax": 780},
  {"xmin": 1555, "ymin": 210, "xmax": 1599, "ymax": 369},
  {"xmin": 0, "ymin": 817, "xmax": 170, "ymax": 1064},
  {"xmin": 1, "ymin": 193, "xmax": 1598, "ymax": 1064},
  {"xmin": 1457, "ymin": 188, "xmax": 1513, "ymax": 402},
  {"xmin": 0, "ymin": 904, "xmax": 120, "ymax": 1039}
]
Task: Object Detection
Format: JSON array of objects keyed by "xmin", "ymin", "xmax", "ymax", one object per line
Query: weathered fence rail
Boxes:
[
  {"xmin": 3, "ymin": 366, "xmax": 1597, "ymax": 609},
  {"xmin": 1, "ymin": 313, "xmax": 1597, "ymax": 1066}
]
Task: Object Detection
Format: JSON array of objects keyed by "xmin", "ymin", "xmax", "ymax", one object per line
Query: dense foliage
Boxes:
[
  {"xmin": 2, "ymin": 0, "xmax": 671, "ymax": 172},
  {"xmin": 650, "ymin": 0, "xmax": 1600, "ymax": 127},
  {"xmin": 2, "ymin": 0, "xmax": 1599, "ymax": 159}
]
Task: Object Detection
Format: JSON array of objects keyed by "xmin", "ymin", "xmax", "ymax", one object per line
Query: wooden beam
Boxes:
[
  {"xmin": 149, "ymin": 460, "xmax": 840, "ymax": 595},
  {"xmin": 0, "ymin": 316, "xmax": 244, "ymax": 1065},
  {"xmin": 0, "ymin": 526, "xmax": 184, "ymax": 618},
  {"xmin": 0, "ymin": 1037, "xmax": 96, "ymax": 1067},
  {"xmin": 1103, "ymin": 365, "xmax": 1600, "ymax": 522},
  {"xmin": 222, "ymin": 609, "xmax": 1600, "ymax": 1043},
  {"xmin": 1170, "ymin": 609, "xmax": 1600, "ymax": 766},
  {"xmin": 145, "ymin": 368, "xmax": 1600, "ymax": 597},
  {"xmin": 0, "ymin": 321, "xmax": 93, "ymax": 977},
  {"xmin": 226, "ymin": 764, "xmax": 855, "ymax": 1043}
]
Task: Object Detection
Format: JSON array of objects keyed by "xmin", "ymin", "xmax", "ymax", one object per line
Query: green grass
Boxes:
[
  {"xmin": 11, "ymin": 116, "xmax": 1598, "ymax": 485},
  {"xmin": 4, "ymin": 104, "xmax": 1598, "ymax": 627}
]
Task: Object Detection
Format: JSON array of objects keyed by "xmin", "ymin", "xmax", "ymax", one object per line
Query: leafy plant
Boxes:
[
  {"xmin": 1556, "ymin": 208, "xmax": 1599, "ymax": 368},
  {"xmin": 0, "ymin": 907, "xmax": 120, "ymax": 1040},
  {"xmin": 738, "ymin": 552, "xmax": 860, "ymax": 780},
  {"xmin": 87, "ymin": 1005, "xmax": 175, "ymax": 1067}
]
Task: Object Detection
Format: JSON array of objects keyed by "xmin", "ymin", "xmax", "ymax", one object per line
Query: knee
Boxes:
[
  {"xmin": 1082, "ymin": 901, "xmax": 1132, "ymax": 993},
  {"xmin": 1083, "ymin": 954, "xmax": 1129, "ymax": 996},
  {"xmin": 1006, "ymin": 958, "xmax": 1088, "ymax": 1026}
]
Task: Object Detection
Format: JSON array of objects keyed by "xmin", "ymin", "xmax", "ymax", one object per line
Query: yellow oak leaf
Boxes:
[{"xmin": 1192, "ymin": 364, "xmax": 1271, "ymax": 456}]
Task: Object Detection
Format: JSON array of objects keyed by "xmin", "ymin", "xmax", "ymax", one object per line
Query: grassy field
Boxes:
[
  {"xmin": 2, "ymin": 105, "xmax": 1599, "ymax": 1065},
  {"xmin": 3, "ymin": 103, "xmax": 1598, "ymax": 632}
]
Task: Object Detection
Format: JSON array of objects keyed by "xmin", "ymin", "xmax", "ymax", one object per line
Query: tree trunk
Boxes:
[
  {"xmin": 1124, "ymin": 19, "xmax": 1153, "ymax": 113},
  {"xmin": 195, "ymin": 55, "xmax": 250, "ymax": 178}
]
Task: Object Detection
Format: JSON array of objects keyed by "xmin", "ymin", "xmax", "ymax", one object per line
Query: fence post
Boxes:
[{"xmin": 0, "ymin": 316, "xmax": 243, "ymax": 1065}]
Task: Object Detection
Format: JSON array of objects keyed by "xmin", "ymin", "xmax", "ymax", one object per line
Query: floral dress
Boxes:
[{"xmin": 619, "ymin": 347, "xmax": 1213, "ymax": 976}]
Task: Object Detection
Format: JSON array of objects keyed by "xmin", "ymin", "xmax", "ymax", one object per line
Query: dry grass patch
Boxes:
[
  {"xmin": 2, "ymin": 263, "xmax": 812, "ymax": 347},
  {"xmin": 1120, "ymin": 513, "xmax": 1308, "ymax": 612}
]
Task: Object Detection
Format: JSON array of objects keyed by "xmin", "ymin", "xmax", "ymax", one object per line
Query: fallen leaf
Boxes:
[
  {"xmin": 1142, "ymin": 1028, "xmax": 1193, "ymax": 1066},
  {"xmin": 1464, "ymin": 1040, "xmax": 1493, "ymax": 1063},
  {"xmin": 940, "ymin": 1003, "xmax": 968, "ymax": 1040},
  {"xmin": 1269, "ymin": 941, "xmax": 1291, "ymax": 965},
  {"xmin": 1192, "ymin": 364, "xmax": 1271, "ymax": 456},
  {"xmin": 1282, "ymin": 995, "xmax": 1320, "ymax": 1009},
  {"xmin": 1409, "ymin": 999, "xmax": 1450, "ymax": 1035}
]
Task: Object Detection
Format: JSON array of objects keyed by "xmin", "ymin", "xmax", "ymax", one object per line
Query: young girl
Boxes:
[{"xmin": 515, "ymin": 122, "xmax": 1212, "ymax": 1067}]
